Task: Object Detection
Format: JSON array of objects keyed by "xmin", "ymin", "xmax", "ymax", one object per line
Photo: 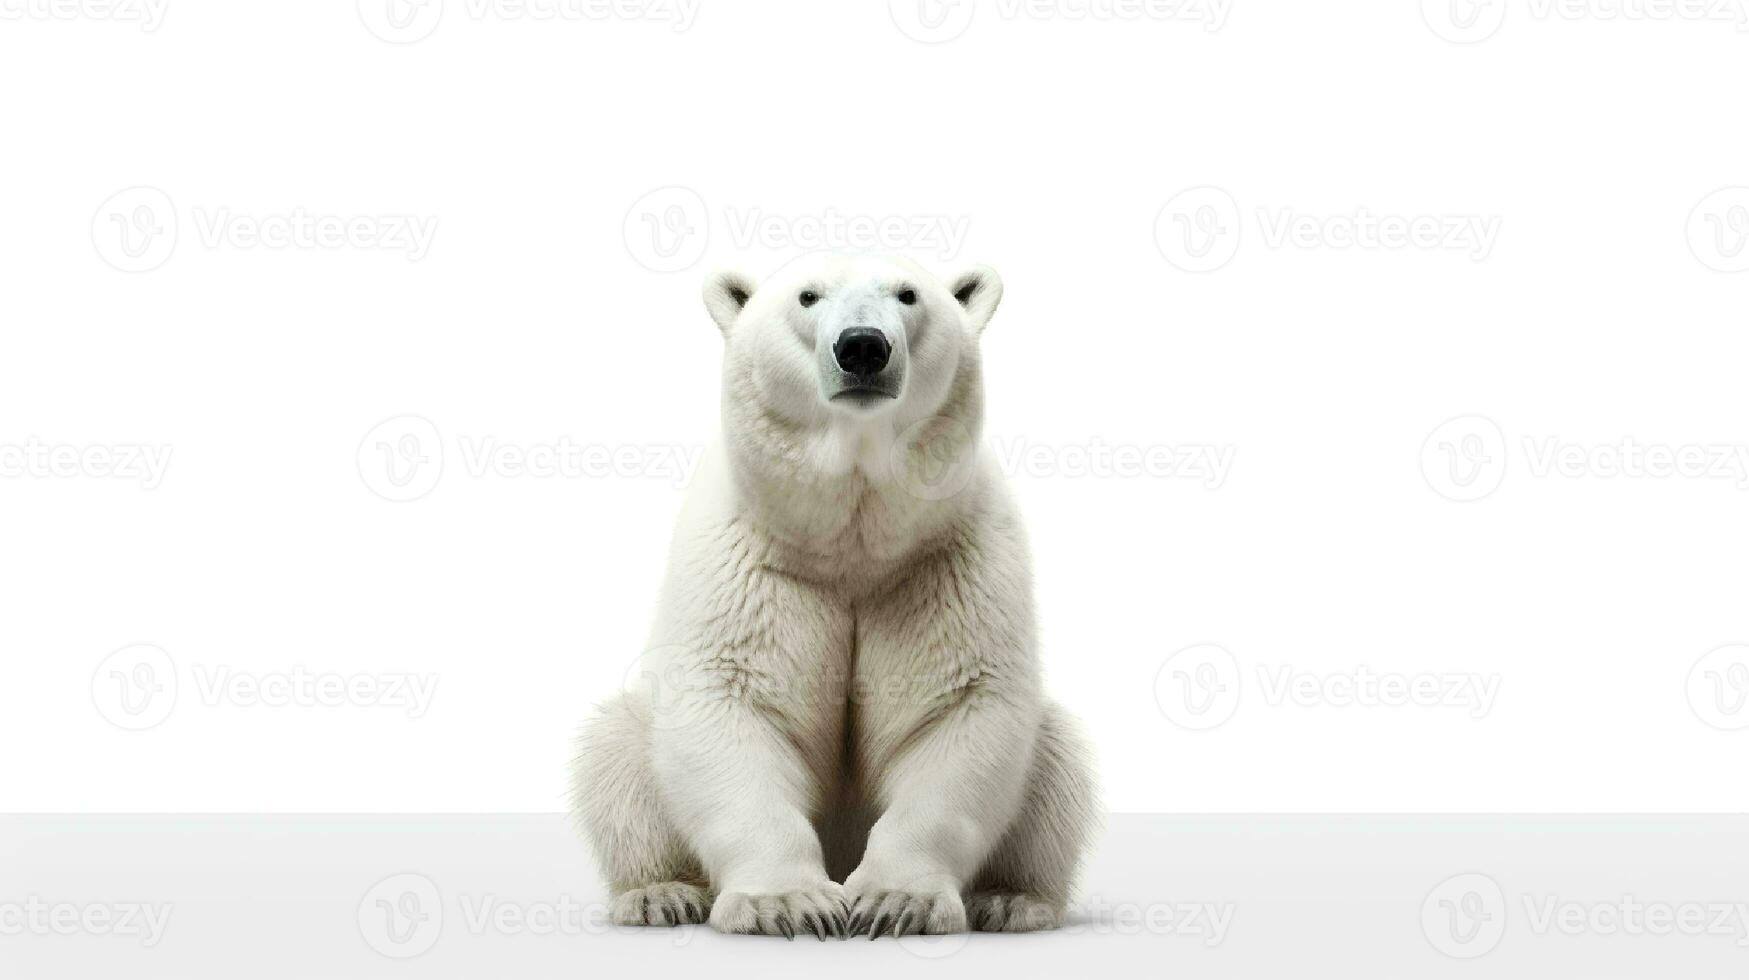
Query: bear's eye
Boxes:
[
  {"xmin": 897, "ymin": 289, "xmax": 917, "ymax": 306},
  {"xmin": 798, "ymin": 290, "xmax": 819, "ymax": 308}
]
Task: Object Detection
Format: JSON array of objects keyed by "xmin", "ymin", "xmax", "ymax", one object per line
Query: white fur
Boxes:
[{"xmin": 572, "ymin": 254, "xmax": 1098, "ymax": 938}]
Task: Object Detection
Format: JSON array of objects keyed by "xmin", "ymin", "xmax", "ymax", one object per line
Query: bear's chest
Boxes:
[{"xmin": 755, "ymin": 480, "xmax": 954, "ymax": 595}]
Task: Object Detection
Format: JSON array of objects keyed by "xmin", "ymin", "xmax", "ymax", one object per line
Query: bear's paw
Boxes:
[
  {"xmin": 708, "ymin": 883, "xmax": 849, "ymax": 940},
  {"xmin": 610, "ymin": 881, "xmax": 710, "ymax": 927},
  {"xmin": 964, "ymin": 891, "xmax": 1062, "ymax": 932}
]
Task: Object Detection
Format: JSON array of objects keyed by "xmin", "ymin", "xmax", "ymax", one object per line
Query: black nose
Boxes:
[{"xmin": 833, "ymin": 327, "xmax": 891, "ymax": 376}]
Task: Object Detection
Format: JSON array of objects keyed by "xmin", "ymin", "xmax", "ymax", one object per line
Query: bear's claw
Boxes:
[
  {"xmin": 708, "ymin": 884, "xmax": 849, "ymax": 939},
  {"xmin": 798, "ymin": 910, "xmax": 842, "ymax": 940},
  {"xmin": 610, "ymin": 881, "xmax": 711, "ymax": 927},
  {"xmin": 964, "ymin": 891, "xmax": 1061, "ymax": 932},
  {"xmin": 847, "ymin": 887, "xmax": 966, "ymax": 938}
]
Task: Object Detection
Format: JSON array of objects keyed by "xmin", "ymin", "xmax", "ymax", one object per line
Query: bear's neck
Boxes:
[{"xmin": 722, "ymin": 374, "xmax": 987, "ymax": 589}]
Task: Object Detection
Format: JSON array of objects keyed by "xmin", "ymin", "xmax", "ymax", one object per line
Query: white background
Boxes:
[{"xmin": 2, "ymin": 0, "xmax": 1746, "ymax": 814}]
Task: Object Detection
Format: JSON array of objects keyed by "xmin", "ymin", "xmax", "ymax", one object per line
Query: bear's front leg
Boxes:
[
  {"xmin": 844, "ymin": 525, "xmax": 1044, "ymax": 938},
  {"xmin": 655, "ymin": 706, "xmax": 849, "ymax": 939},
  {"xmin": 646, "ymin": 530, "xmax": 854, "ymax": 939}
]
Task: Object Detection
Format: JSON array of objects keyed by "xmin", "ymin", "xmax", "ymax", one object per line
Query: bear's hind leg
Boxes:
[
  {"xmin": 966, "ymin": 700, "xmax": 1099, "ymax": 932},
  {"xmin": 571, "ymin": 692, "xmax": 709, "ymax": 926}
]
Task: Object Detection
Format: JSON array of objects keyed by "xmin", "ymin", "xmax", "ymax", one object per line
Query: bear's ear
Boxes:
[
  {"xmin": 948, "ymin": 265, "xmax": 1003, "ymax": 335},
  {"xmin": 703, "ymin": 269, "xmax": 757, "ymax": 334}
]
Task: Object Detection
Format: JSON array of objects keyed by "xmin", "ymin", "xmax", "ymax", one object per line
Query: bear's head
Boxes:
[
  {"xmin": 703, "ymin": 252, "xmax": 1001, "ymax": 437},
  {"xmin": 701, "ymin": 253, "xmax": 1004, "ymax": 558}
]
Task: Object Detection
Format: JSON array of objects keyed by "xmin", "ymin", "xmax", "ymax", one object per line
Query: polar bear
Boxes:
[{"xmin": 571, "ymin": 253, "xmax": 1097, "ymax": 939}]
